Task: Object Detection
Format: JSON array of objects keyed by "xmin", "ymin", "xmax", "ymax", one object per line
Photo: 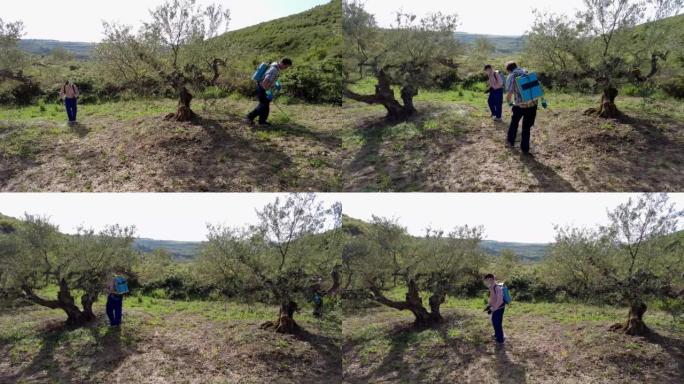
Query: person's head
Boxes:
[
  {"xmin": 484, "ymin": 64, "xmax": 493, "ymax": 75},
  {"xmin": 505, "ymin": 61, "xmax": 518, "ymax": 74},
  {"xmin": 483, "ymin": 273, "xmax": 496, "ymax": 287},
  {"xmin": 279, "ymin": 57, "xmax": 293, "ymax": 70}
]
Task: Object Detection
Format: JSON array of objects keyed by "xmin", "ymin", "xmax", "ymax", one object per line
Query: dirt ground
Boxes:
[
  {"xmin": 0, "ymin": 305, "xmax": 342, "ymax": 384},
  {"xmin": 342, "ymin": 306, "xmax": 684, "ymax": 384},
  {"xmin": 340, "ymin": 100, "xmax": 684, "ymax": 192},
  {"xmin": 0, "ymin": 100, "xmax": 344, "ymax": 192},
  {"xmin": 1, "ymin": 96, "xmax": 682, "ymax": 192}
]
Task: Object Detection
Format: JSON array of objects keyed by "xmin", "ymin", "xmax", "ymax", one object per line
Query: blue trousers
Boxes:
[
  {"xmin": 65, "ymin": 97, "xmax": 78, "ymax": 122},
  {"xmin": 106, "ymin": 294, "xmax": 123, "ymax": 326},
  {"xmin": 491, "ymin": 306, "xmax": 505, "ymax": 344},
  {"xmin": 488, "ymin": 88, "xmax": 504, "ymax": 119},
  {"xmin": 247, "ymin": 86, "xmax": 271, "ymax": 123}
]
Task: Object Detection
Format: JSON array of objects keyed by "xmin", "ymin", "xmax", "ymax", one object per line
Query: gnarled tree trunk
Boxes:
[
  {"xmin": 585, "ymin": 86, "xmax": 622, "ymax": 119},
  {"xmin": 22, "ymin": 279, "xmax": 97, "ymax": 327},
  {"xmin": 166, "ymin": 86, "xmax": 197, "ymax": 122},
  {"xmin": 345, "ymin": 70, "xmax": 417, "ymax": 122},
  {"xmin": 610, "ymin": 301, "xmax": 650, "ymax": 336},
  {"xmin": 261, "ymin": 300, "xmax": 300, "ymax": 334},
  {"xmin": 371, "ymin": 280, "xmax": 443, "ymax": 328}
]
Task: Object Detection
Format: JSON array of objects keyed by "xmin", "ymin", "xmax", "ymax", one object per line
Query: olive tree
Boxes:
[
  {"xmin": 100, "ymin": 0, "xmax": 230, "ymax": 121},
  {"xmin": 343, "ymin": 1, "xmax": 462, "ymax": 121},
  {"xmin": 0, "ymin": 215, "xmax": 137, "ymax": 326},
  {"xmin": 201, "ymin": 194, "xmax": 342, "ymax": 334},
  {"xmin": 526, "ymin": 0, "xmax": 683, "ymax": 118},
  {"xmin": 547, "ymin": 193, "xmax": 683, "ymax": 336},
  {"xmin": 0, "ymin": 18, "xmax": 24, "ymax": 72},
  {"xmin": 350, "ymin": 216, "xmax": 485, "ymax": 327}
]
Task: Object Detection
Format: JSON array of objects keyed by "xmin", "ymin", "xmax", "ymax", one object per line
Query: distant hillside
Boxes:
[
  {"xmin": 480, "ymin": 240, "xmax": 548, "ymax": 262},
  {"xmin": 19, "ymin": 39, "xmax": 95, "ymax": 59},
  {"xmin": 455, "ymin": 32, "xmax": 525, "ymax": 55},
  {"xmin": 342, "ymin": 215, "xmax": 549, "ymax": 262},
  {"xmin": 133, "ymin": 238, "xmax": 203, "ymax": 262},
  {"xmin": 212, "ymin": 0, "xmax": 342, "ymax": 65}
]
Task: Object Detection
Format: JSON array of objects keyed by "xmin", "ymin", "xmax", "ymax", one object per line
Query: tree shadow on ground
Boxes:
[
  {"xmin": 645, "ymin": 331, "xmax": 684, "ymax": 378},
  {"xmin": 257, "ymin": 121, "xmax": 343, "ymax": 152},
  {"xmin": 519, "ymin": 153, "xmax": 577, "ymax": 192},
  {"xmin": 349, "ymin": 322, "xmax": 425, "ymax": 383},
  {"xmin": 345, "ymin": 115, "xmax": 438, "ymax": 192},
  {"xmin": 296, "ymin": 327, "xmax": 342, "ymax": 378},
  {"xmin": 494, "ymin": 346, "xmax": 528, "ymax": 384},
  {"xmin": 158, "ymin": 116, "xmax": 295, "ymax": 191},
  {"xmin": 0, "ymin": 318, "xmax": 133, "ymax": 384}
]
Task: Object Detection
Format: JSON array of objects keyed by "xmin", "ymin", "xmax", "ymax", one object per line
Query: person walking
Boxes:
[
  {"xmin": 484, "ymin": 64, "xmax": 504, "ymax": 121},
  {"xmin": 484, "ymin": 273, "xmax": 506, "ymax": 347},
  {"xmin": 504, "ymin": 62, "xmax": 538, "ymax": 156},
  {"xmin": 59, "ymin": 80, "xmax": 79, "ymax": 124},
  {"xmin": 106, "ymin": 274, "xmax": 125, "ymax": 327},
  {"xmin": 245, "ymin": 57, "xmax": 293, "ymax": 126}
]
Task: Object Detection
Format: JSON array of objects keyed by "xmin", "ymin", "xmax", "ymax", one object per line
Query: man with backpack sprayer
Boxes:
[
  {"xmin": 483, "ymin": 273, "xmax": 511, "ymax": 347},
  {"xmin": 106, "ymin": 272, "xmax": 129, "ymax": 327},
  {"xmin": 245, "ymin": 57, "xmax": 293, "ymax": 126},
  {"xmin": 504, "ymin": 61, "xmax": 548, "ymax": 156}
]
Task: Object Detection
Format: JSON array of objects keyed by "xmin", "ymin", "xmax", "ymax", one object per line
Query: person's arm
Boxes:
[
  {"xmin": 59, "ymin": 86, "xmax": 65, "ymax": 99},
  {"xmin": 74, "ymin": 85, "xmax": 79, "ymax": 98}
]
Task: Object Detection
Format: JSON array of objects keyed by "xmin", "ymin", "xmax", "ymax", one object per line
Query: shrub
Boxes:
[
  {"xmin": 461, "ymin": 72, "xmax": 488, "ymax": 91},
  {"xmin": 13, "ymin": 80, "xmax": 42, "ymax": 105},
  {"xmin": 662, "ymin": 77, "xmax": 684, "ymax": 99},
  {"xmin": 281, "ymin": 58, "xmax": 343, "ymax": 104}
]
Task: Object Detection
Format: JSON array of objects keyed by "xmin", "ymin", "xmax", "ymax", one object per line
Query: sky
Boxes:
[
  {"xmin": 2, "ymin": 0, "xmax": 330, "ymax": 42},
  {"xmin": 342, "ymin": 193, "xmax": 684, "ymax": 243},
  {"xmin": 363, "ymin": 0, "xmax": 587, "ymax": 36},
  {"xmin": 1, "ymin": 193, "xmax": 682, "ymax": 243}
]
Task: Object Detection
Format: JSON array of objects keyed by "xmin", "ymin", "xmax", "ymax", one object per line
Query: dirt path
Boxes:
[
  {"xmin": 342, "ymin": 307, "xmax": 684, "ymax": 384},
  {"xmin": 340, "ymin": 101, "xmax": 684, "ymax": 192}
]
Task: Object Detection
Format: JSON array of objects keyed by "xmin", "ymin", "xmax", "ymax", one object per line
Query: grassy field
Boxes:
[
  {"xmin": 0, "ymin": 97, "xmax": 346, "ymax": 192},
  {"xmin": 343, "ymin": 290, "xmax": 684, "ymax": 384},
  {"xmin": 340, "ymin": 79, "xmax": 684, "ymax": 192},
  {"xmin": 0, "ymin": 293, "xmax": 341, "ymax": 384}
]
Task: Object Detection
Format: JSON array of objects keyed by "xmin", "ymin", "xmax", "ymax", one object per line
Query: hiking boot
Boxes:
[
  {"xmin": 243, "ymin": 117, "xmax": 255, "ymax": 126},
  {"xmin": 494, "ymin": 118, "xmax": 503, "ymax": 123},
  {"xmin": 522, "ymin": 152, "xmax": 535, "ymax": 158},
  {"xmin": 258, "ymin": 121, "xmax": 272, "ymax": 127}
]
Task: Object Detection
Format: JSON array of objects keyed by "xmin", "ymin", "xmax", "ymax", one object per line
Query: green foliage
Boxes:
[
  {"xmin": 198, "ymin": 194, "xmax": 343, "ymax": 305},
  {"xmin": 544, "ymin": 194, "xmax": 683, "ymax": 309},
  {"xmin": 282, "ymin": 58, "xmax": 343, "ymax": 104},
  {"xmin": 0, "ymin": 215, "xmax": 138, "ymax": 324}
]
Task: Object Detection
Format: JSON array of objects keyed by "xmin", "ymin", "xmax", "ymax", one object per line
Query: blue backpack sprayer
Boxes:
[{"xmin": 252, "ymin": 62, "xmax": 290, "ymax": 120}]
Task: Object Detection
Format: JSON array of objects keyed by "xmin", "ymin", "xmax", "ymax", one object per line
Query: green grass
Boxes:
[
  {"xmin": 0, "ymin": 99, "xmax": 176, "ymax": 123},
  {"xmin": 378, "ymin": 286, "xmax": 683, "ymax": 330},
  {"xmin": 348, "ymin": 77, "xmax": 684, "ymax": 121}
]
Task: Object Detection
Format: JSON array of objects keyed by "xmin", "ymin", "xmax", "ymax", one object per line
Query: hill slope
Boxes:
[
  {"xmin": 455, "ymin": 32, "xmax": 525, "ymax": 54},
  {"xmin": 18, "ymin": 39, "xmax": 95, "ymax": 59},
  {"xmin": 343, "ymin": 215, "xmax": 549, "ymax": 262},
  {"xmin": 133, "ymin": 238, "xmax": 203, "ymax": 262},
  {"xmin": 212, "ymin": 0, "xmax": 342, "ymax": 65}
]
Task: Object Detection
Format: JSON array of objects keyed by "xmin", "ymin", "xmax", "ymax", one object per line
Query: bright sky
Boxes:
[
  {"xmin": 342, "ymin": 193, "xmax": 684, "ymax": 243},
  {"xmin": 0, "ymin": 193, "xmax": 344, "ymax": 242},
  {"xmin": 1, "ymin": 193, "xmax": 682, "ymax": 243},
  {"xmin": 363, "ymin": 0, "xmax": 587, "ymax": 36},
  {"xmin": 2, "ymin": 0, "xmax": 330, "ymax": 42}
]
